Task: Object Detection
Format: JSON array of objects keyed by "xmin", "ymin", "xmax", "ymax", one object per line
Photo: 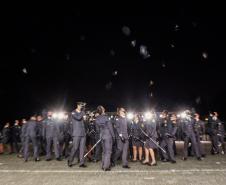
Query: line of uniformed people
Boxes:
[{"xmin": 0, "ymin": 106, "xmax": 225, "ymax": 171}]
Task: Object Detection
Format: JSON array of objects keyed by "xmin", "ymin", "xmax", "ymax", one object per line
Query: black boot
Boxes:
[
  {"xmin": 35, "ymin": 158, "xmax": 40, "ymax": 162},
  {"xmin": 122, "ymin": 165, "xmax": 130, "ymax": 169},
  {"xmin": 67, "ymin": 160, "xmax": 73, "ymax": 167},
  {"xmin": 79, "ymin": 164, "xmax": 87, "ymax": 168}
]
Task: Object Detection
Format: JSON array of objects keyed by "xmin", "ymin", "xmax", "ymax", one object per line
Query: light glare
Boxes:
[
  {"xmin": 144, "ymin": 112, "xmax": 153, "ymax": 120},
  {"xmin": 127, "ymin": 112, "xmax": 134, "ymax": 120}
]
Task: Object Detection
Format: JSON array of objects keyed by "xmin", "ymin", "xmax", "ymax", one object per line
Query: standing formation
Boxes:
[{"xmin": 0, "ymin": 103, "xmax": 225, "ymax": 172}]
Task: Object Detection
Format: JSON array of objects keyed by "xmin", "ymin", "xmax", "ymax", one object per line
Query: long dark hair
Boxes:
[
  {"xmin": 117, "ymin": 107, "xmax": 125, "ymax": 116},
  {"xmin": 97, "ymin": 105, "xmax": 105, "ymax": 115}
]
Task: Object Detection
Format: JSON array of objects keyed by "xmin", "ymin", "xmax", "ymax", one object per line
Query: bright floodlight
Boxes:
[
  {"xmin": 181, "ymin": 112, "xmax": 187, "ymax": 119},
  {"xmin": 64, "ymin": 114, "xmax": 68, "ymax": 120},
  {"xmin": 52, "ymin": 112, "xmax": 66, "ymax": 120},
  {"xmin": 52, "ymin": 113, "xmax": 58, "ymax": 119},
  {"xmin": 57, "ymin": 112, "xmax": 65, "ymax": 120},
  {"xmin": 144, "ymin": 112, "xmax": 153, "ymax": 120},
  {"xmin": 127, "ymin": 112, "xmax": 134, "ymax": 120}
]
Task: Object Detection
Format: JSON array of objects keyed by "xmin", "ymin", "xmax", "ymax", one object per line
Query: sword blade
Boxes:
[{"xmin": 83, "ymin": 138, "xmax": 102, "ymax": 158}]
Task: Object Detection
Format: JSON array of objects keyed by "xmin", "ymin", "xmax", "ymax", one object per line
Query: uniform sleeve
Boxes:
[
  {"xmin": 20, "ymin": 125, "xmax": 25, "ymax": 139},
  {"xmin": 219, "ymin": 119, "xmax": 225, "ymax": 134},
  {"xmin": 115, "ymin": 119, "xmax": 121, "ymax": 135},
  {"xmin": 68, "ymin": 122, "xmax": 73, "ymax": 136},
  {"xmin": 24, "ymin": 123, "xmax": 28, "ymax": 136},
  {"xmin": 37, "ymin": 124, "xmax": 42, "ymax": 137},
  {"xmin": 18, "ymin": 126, "xmax": 22, "ymax": 138},
  {"xmin": 42, "ymin": 121, "xmax": 46, "ymax": 138},
  {"xmin": 223, "ymin": 125, "xmax": 225, "ymax": 135}
]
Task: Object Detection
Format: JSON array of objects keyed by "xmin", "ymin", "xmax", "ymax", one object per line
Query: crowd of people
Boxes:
[{"xmin": 0, "ymin": 102, "xmax": 225, "ymax": 171}]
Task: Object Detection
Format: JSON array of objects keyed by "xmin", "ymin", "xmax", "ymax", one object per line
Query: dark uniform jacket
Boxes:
[
  {"xmin": 95, "ymin": 115, "xmax": 115, "ymax": 140},
  {"xmin": 71, "ymin": 110, "xmax": 86, "ymax": 137}
]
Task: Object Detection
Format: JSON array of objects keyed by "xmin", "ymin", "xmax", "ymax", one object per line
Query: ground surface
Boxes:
[{"xmin": 0, "ymin": 142, "xmax": 226, "ymax": 185}]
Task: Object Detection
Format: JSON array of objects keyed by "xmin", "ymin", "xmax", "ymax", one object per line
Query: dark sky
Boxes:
[{"xmin": 1, "ymin": 3, "xmax": 226, "ymax": 124}]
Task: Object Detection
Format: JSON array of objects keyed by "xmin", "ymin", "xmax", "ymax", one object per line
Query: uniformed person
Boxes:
[
  {"xmin": 194, "ymin": 113, "xmax": 206, "ymax": 157},
  {"xmin": 209, "ymin": 112, "xmax": 225, "ymax": 155},
  {"xmin": 93, "ymin": 111, "xmax": 102, "ymax": 162},
  {"xmin": 142, "ymin": 113, "xmax": 158, "ymax": 166},
  {"xmin": 130, "ymin": 114, "xmax": 143, "ymax": 162},
  {"xmin": 127, "ymin": 117, "xmax": 133, "ymax": 161},
  {"xmin": 36, "ymin": 116, "xmax": 46, "ymax": 156},
  {"xmin": 67, "ymin": 102, "xmax": 87, "ymax": 168},
  {"xmin": 24, "ymin": 116, "xmax": 40, "ymax": 162},
  {"xmin": 11, "ymin": 120, "xmax": 21, "ymax": 154},
  {"xmin": 95, "ymin": 106, "xmax": 115, "ymax": 171},
  {"xmin": 53, "ymin": 115, "xmax": 66, "ymax": 160},
  {"xmin": 43, "ymin": 111, "xmax": 62, "ymax": 161},
  {"xmin": 159, "ymin": 113, "xmax": 177, "ymax": 163},
  {"xmin": 62, "ymin": 117, "xmax": 71, "ymax": 158},
  {"xmin": 18, "ymin": 119, "xmax": 27, "ymax": 158},
  {"xmin": 2, "ymin": 122, "xmax": 12, "ymax": 154},
  {"xmin": 181, "ymin": 110, "xmax": 202, "ymax": 161},
  {"xmin": 85, "ymin": 112, "xmax": 96, "ymax": 161},
  {"xmin": 113, "ymin": 107, "xmax": 130, "ymax": 168}
]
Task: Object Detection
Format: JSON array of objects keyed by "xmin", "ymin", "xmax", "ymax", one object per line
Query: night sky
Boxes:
[{"xmin": 1, "ymin": 3, "xmax": 226, "ymax": 125}]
